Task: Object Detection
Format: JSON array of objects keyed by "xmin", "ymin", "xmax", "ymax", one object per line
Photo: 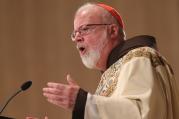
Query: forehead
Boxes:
[{"xmin": 74, "ymin": 6, "xmax": 103, "ymax": 28}]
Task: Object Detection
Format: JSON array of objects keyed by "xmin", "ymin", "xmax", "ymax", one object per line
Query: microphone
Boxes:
[
  {"xmin": 21, "ymin": 80, "xmax": 32, "ymax": 91},
  {"xmin": 0, "ymin": 80, "xmax": 32, "ymax": 115}
]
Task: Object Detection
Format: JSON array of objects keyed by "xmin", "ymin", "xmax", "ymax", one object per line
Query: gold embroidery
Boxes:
[
  {"xmin": 95, "ymin": 62, "xmax": 121, "ymax": 96},
  {"xmin": 95, "ymin": 47, "xmax": 165, "ymax": 97}
]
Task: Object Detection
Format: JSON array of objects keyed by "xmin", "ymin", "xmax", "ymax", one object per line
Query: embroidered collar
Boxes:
[{"xmin": 106, "ymin": 35, "xmax": 157, "ymax": 69}]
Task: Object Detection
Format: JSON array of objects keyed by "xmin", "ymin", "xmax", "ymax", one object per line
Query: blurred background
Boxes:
[{"xmin": 0, "ymin": 0, "xmax": 178, "ymax": 118}]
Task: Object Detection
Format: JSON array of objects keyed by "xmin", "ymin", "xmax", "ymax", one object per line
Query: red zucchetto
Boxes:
[{"xmin": 97, "ymin": 3, "xmax": 124, "ymax": 29}]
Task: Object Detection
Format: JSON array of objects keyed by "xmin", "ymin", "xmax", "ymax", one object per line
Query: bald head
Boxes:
[
  {"xmin": 75, "ymin": 3, "xmax": 118, "ymax": 27},
  {"xmin": 74, "ymin": 3, "xmax": 125, "ymax": 40}
]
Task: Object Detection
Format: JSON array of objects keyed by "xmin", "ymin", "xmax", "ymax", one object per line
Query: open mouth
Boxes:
[
  {"xmin": 77, "ymin": 46, "xmax": 86, "ymax": 54},
  {"xmin": 79, "ymin": 47, "xmax": 85, "ymax": 52}
]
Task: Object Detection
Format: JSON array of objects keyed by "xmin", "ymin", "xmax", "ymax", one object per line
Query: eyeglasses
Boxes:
[{"xmin": 71, "ymin": 23, "xmax": 111, "ymax": 40}]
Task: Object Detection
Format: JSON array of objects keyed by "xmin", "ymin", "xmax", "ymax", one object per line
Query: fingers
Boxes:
[
  {"xmin": 47, "ymin": 82, "xmax": 66, "ymax": 89},
  {"xmin": 43, "ymin": 86, "xmax": 65, "ymax": 95},
  {"xmin": 43, "ymin": 84, "xmax": 76, "ymax": 96},
  {"xmin": 43, "ymin": 93, "xmax": 69, "ymax": 101},
  {"xmin": 26, "ymin": 117, "xmax": 38, "ymax": 119},
  {"xmin": 26, "ymin": 116, "xmax": 48, "ymax": 119}
]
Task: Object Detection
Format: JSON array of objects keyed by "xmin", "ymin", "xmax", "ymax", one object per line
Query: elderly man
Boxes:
[{"xmin": 27, "ymin": 2, "xmax": 179, "ymax": 119}]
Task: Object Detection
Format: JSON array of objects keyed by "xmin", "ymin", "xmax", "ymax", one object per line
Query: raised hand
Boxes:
[{"xmin": 43, "ymin": 74, "xmax": 80, "ymax": 110}]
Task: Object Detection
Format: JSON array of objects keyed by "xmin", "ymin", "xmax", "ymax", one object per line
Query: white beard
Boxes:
[
  {"xmin": 80, "ymin": 32, "xmax": 108, "ymax": 69},
  {"xmin": 81, "ymin": 48, "xmax": 100, "ymax": 69}
]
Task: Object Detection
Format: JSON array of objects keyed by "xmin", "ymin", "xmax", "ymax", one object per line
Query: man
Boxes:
[{"xmin": 27, "ymin": 2, "xmax": 179, "ymax": 119}]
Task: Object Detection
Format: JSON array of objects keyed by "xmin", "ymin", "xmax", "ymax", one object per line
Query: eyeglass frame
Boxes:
[{"xmin": 71, "ymin": 23, "xmax": 111, "ymax": 40}]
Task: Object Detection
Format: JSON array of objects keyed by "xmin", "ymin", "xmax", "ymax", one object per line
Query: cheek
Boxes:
[
  {"xmin": 85, "ymin": 36, "xmax": 98, "ymax": 47},
  {"xmin": 85, "ymin": 31, "xmax": 108, "ymax": 48}
]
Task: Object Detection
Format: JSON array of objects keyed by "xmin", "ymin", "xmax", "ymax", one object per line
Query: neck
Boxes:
[{"xmin": 96, "ymin": 38, "xmax": 121, "ymax": 71}]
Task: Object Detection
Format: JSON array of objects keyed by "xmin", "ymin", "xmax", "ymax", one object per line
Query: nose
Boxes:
[{"xmin": 72, "ymin": 32, "xmax": 84, "ymax": 43}]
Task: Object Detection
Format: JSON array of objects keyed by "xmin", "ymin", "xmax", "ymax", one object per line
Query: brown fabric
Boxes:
[
  {"xmin": 107, "ymin": 35, "xmax": 156, "ymax": 69},
  {"xmin": 73, "ymin": 88, "xmax": 88, "ymax": 119}
]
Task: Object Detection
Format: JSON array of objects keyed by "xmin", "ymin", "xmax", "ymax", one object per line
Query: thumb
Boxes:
[{"xmin": 66, "ymin": 74, "xmax": 77, "ymax": 86}]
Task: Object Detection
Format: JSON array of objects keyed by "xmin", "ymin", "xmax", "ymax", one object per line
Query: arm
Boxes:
[
  {"xmin": 43, "ymin": 57, "xmax": 166, "ymax": 119},
  {"xmin": 73, "ymin": 56, "xmax": 167, "ymax": 119}
]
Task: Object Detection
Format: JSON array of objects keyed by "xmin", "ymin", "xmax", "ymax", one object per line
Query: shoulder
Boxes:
[{"xmin": 119, "ymin": 46, "xmax": 164, "ymax": 68}]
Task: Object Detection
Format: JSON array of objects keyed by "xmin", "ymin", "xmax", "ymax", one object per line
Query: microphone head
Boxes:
[{"xmin": 21, "ymin": 80, "xmax": 32, "ymax": 91}]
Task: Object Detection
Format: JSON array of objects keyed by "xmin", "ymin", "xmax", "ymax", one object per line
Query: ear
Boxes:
[{"xmin": 108, "ymin": 24, "xmax": 119, "ymax": 39}]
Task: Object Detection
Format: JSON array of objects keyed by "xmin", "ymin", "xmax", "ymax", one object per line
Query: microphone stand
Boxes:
[
  {"xmin": 0, "ymin": 80, "xmax": 32, "ymax": 119},
  {"xmin": 0, "ymin": 89, "xmax": 22, "ymax": 115}
]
